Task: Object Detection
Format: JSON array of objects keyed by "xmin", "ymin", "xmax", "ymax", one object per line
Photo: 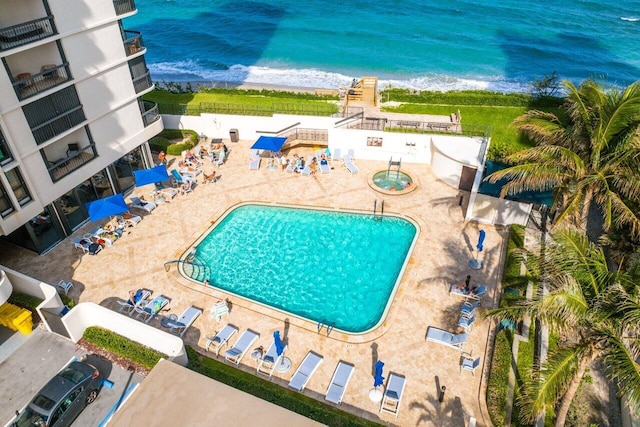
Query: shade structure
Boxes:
[
  {"xmin": 374, "ymin": 360, "xmax": 385, "ymax": 387},
  {"xmin": 134, "ymin": 165, "xmax": 170, "ymax": 187},
  {"xmin": 250, "ymin": 136, "xmax": 287, "ymax": 153},
  {"xmin": 274, "ymin": 331, "xmax": 285, "ymax": 357},
  {"xmin": 86, "ymin": 193, "xmax": 129, "ymax": 222},
  {"xmin": 476, "ymin": 229, "xmax": 486, "ymax": 252}
]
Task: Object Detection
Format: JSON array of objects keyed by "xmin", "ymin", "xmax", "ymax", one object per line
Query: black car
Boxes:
[{"xmin": 12, "ymin": 358, "xmax": 104, "ymax": 427}]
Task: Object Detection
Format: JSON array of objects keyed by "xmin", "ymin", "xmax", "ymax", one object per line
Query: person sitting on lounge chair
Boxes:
[
  {"xmin": 128, "ymin": 289, "xmax": 144, "ymax": 305},
  {"xmin": 456, "ymin": 275, "xmax": 472, "ymax": 292}
]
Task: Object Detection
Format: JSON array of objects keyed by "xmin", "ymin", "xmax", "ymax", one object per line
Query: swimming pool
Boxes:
[{"xmin": 183, "ymin": 204, "xmax": 418, "ymax": 333}]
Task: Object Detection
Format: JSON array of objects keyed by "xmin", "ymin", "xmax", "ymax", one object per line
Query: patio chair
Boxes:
[
  {"xmin": 342, "ymin": 155, "xmax": 359, "ymax": 174},
  {"xmin": 249, "ymin": 155, "xmax": 261, "ymax": 170},
  {"xmin": 325, "ymin": 361, "xmax": 354, "ymax": 405},
  {"xmin": 117, "ymin": 289, "xmax": 151, "ymax": 315},
  {"xmin": 170, "ymin": 169, "xmax": 194, "ymax": 194},
  {"xmin": 225, "ymin": 329, "xmax": 260, "ymax": 365},
  {"xmin": 288, "ymin": 351, "xmax": 323, "ymax": 392},
  {"xmin": 55, "ymin": 280, "xmax": 74, "ymax": 295},
  {"xmin": 380, "ymin": 372, "xmax": 406, "ymax": 418},
  {"xmin": 461, "ymin": 356, "xmax": 481, "ymax": 376},
  {"xmin": 205, "ymin": 323, "xmax": 239, "ymax": 355},
  {"xmin": 257, "ymin": 341, "xmax": 287, "ymax": 378},
  {"xmin": 162, "ymin": 305, "xmax": 202, "ymax": 337},
  {"xmin": 457, "ymin": 314, "xmax": 476, "ymax": 332},
  {"xmin": 129, "ymin": 196, "xmax": 156, "ymax": 213},
  {"xmin": 134, "ymin": 295, "xmax": 170, "ymax": 323},
  {"xmin": 460, "ymin": 300, "xmax": 480, "ymax": 318},
  {"xmin": 425, "ymin": 327, "xmax": 467, "ymax": 351}
]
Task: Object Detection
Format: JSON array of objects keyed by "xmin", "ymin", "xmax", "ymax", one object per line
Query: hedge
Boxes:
[
  {"xmin": 148, "ymin": 130, "xmax": 199, "ymax": 155},
  {"xmin": 380, "ymin": 88, "xmax": 563, "ymax": 108},
  {"xmin": 82, "ymin": 326, "xmax": 167, "ymax": 370},
  {"xmin": 487, "ymin": 330, "xmax": 513, "ymax": 426}
]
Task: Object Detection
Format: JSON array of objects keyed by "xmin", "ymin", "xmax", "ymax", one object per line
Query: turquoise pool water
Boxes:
[{"xmin": 187, "ymin": 204, "xmax": 417, "ymax": 333}]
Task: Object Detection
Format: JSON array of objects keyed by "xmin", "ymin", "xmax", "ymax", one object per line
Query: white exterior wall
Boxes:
[
  {"xmin": 468, "ymin": 193, "xmax": 532, "ymax": 226},
  {"xmin": 62, "ymin": 26, "xmax": 129, "ymax": 81},
  {"xmin": 47, "ymin": 0, "xmax": 118, "ymax": 34},
  {"xmin": 0, "ymin": 270, "xmax": 12, "ymax": 305}
]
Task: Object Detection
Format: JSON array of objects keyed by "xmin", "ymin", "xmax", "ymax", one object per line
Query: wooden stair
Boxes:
[{"xmin": 346, "ymin": 76, "xmax": 378, "ymax": 107}]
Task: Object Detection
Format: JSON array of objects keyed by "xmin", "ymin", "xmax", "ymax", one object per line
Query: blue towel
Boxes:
[{"xmin": 133, "ymin": 290, "xmax": 143, "ymax": 303}]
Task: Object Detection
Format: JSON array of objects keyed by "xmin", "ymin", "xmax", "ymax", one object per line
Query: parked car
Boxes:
[{"xmin": 11, "ymin": 357, "xmax": 104, "ymax": 427}]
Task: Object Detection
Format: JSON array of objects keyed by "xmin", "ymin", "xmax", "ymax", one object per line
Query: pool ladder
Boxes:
[
  {"xmin": 317, "ymin": 320, "xmax": 334, "ymax": 336},
  {"xmin": 373, "ymin": 199, "xmax": 385, "ymax": 220}
]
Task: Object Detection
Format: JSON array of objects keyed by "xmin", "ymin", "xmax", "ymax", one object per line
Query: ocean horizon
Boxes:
[{"xmin": 125, "ymin": 1, "xmax": 640, "ymax": 93}]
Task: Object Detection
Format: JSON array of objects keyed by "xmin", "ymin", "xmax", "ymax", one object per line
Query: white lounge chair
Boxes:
[
  {"xmin": 461, "ymin": 356, "xmax": 481, "ymax": 375},
  {"xmin": 319, "ymin": 160, "xmax": 330, "ymax": 174},
  {"xmin": 163, "ymin": 306, "xmax": 202, "ymax": 337},
  {"xmin": 289, "ymin": 351, "xmax": 323, "ymax": 392},
  {"xmin": 343, "ymin": 155, "xmax": 359, "ymax": 174},
  {"xmin": 426, "ymin": 327, "xmax": 468, "ymax": 351},
  {"xmin": 117, "ymin": 289, "xmax": 151, "ymax": 315},
  {"xmin": 460, "ymin": 300, "xmax": 480, "ymax": 318},
  {"xmin": 129, "ymin": 196, "xmax": 156, "ymax": 213},
  {"xmin": 205, "ymin": 324, "xmax": 238, "ymax": 355},
  {"xmin": 115, "ymin": 214, "xmax": 142, "ymax": 228},
  {"xmin": 380, "ymin": 373, "xmax": 406, "ymax": 418},
  {"xmin": 331, "ymin": 148, "xmax": 341, "ymax": 164},
  {"xmin": 325, "ymin": 361, "xmax": 354, "ymax": 405},
  {"xmin": 55, "ymin": 280, "xmax": 74, "ymax": 295},
  {"xmin": 134, "ymin": 295, "xmax": 170, "ymax": 323},
  {"xmin": 155, "ymin": 185, "xmax": 178, "ymax": 199},
  {"xmin": 257, "ymin": 341, "xmax": 287, "ymax": 378},
  {"xmin": 301, "ymin": 156, "xmax": 314, "ymax": 176},
  {"xmin": 249, "ymin": 155, "xmax": 261, "ymax": 170},
  {"xmin": 458, "ymin": 314, "xmax": 476, "ymax": 332},
  {"xmin": 225, "ymin": 329, "xmax": 260, "ymax": 365},
  {"xmin": 449, "ymin": 284, "xmax": 487, "ymax": 300}
]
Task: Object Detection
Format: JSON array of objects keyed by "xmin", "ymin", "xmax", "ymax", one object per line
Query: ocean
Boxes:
[{"xmin": 124, "ymin": 0, "xmax": 640, "ymax": 93}]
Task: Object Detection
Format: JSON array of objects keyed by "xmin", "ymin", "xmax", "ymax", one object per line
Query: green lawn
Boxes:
[{"xmin": 144, "ymin": 89, "xmax": 337, "ymax": 106}]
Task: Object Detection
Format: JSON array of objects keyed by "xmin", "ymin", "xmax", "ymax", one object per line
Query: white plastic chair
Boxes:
[{"xmin": 56, "ymin": 280, "xmax": 74, "ymax": 295}]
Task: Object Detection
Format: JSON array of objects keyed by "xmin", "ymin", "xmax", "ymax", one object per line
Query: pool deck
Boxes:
[{"xmin": 0, "ymin": 139, "xmax": 507, "ymax": 426}]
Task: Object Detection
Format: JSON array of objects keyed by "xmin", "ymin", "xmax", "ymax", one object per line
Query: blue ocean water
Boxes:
[
  {"xmin": 193, "ymin": 205, "xmax": 417, "ymax": 333},
  {"xmin": 125, "ymin": 0, "xmax": 640, "ymax": 92}
]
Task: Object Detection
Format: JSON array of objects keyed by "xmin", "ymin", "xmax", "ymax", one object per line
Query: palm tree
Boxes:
[
  {"xmin": 484, "ymin": 228, "xmax": 640, "ymax": 426},
  {"xmin": 487, "ymin": 79, "xmax": 640, "ymax": 238}
]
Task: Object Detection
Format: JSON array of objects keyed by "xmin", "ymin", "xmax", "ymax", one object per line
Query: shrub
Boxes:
[
  {"xmin": 155, "ymin": 129, "xmax": 199, "ymax": 155},
  {"xmin": 487, "ymin": 330, "xmax": 513, "ymax": 426},
  {"xmin": 148, "ymin": 136, "xmax": 171, "ymax": 153},
  {"xmin": 82, "ymin": 326, "xmax": 167, "ymax": 370},
  {"xmin": 8, "ymin": 293, "xmax": 43, "ymax": 323}
]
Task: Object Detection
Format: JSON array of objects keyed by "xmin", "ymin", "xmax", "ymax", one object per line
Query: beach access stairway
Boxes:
[{"xmin": 346, "ymin": 77, "xmax": 378, "ymax": 107}]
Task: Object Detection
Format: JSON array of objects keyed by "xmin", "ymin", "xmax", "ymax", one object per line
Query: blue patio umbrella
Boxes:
[
  {"xmin": 133, "ymin": 164, "xmax": 170, "ymax": 187},
  {"xmin": 374, "ymin": 360, "xmax": 385, "ymax": 387},
  {"xmin": 274, "ymin": 331, "xmax": 285, "ymax": 357},
  {"xmin": 85, "ymin": 193, "xmax": 129, "ymax": 222},
  {"xmin": 477, "ymin": 229, "xmax": 486, "ymax": 252},
  {"xmin": 250, "ymin": 136, "xmax": 287, "ymax": 152}
]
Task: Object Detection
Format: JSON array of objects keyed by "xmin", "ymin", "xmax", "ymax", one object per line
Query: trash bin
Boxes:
[{"xmin": 229, "ymin": 128, "xmax": 239, "ymax": 142}]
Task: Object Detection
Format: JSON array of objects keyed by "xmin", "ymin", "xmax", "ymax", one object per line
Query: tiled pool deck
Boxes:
[{"xmin": 0, "ymin": 139, "xmax": 507, "ymax": 426}]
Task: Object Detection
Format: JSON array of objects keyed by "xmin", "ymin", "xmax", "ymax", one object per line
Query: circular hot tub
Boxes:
[{"xmin": 368, "ymin": 170, "xmax": 417, "ymax": 195}]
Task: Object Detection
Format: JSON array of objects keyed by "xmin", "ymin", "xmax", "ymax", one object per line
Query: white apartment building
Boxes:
[{"xmin": 0, "ymin": 0, "xmax": 163, "ymax": 253}]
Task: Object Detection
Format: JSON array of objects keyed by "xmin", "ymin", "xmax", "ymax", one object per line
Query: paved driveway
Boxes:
[{"xmin": 0, "ymin": 328, "xmax": 142, "ymax": 426}]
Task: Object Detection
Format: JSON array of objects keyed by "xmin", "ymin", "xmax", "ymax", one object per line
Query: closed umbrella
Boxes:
[
  {"xmin": 273, "ymin": 331, "xmax": 292, "ymax": 373},
  {"xmin": 374, "ymin": 360, "xmax": 385, "ymax": 387},
  {"xmin": 469, "ymin": 229, "xmax": 486, "ymax": 269},
  {"xmin": 85, "ymin": 194, "xmax": 129, "ymax": 222}
]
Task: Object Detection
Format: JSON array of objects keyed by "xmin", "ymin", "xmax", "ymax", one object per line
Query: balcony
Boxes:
[
  {"xmin": 0, "ymin": 16, "xmax": 56, "ymax": 51},
  {"xmin": 132, "ymin": 71, "xmax": 152, "ymax": 94},
  {"xmin": 0, "ymin": 131, "xmax": 12, "ymax": 166},
  {"xmin": 11, "ymin": 63, "xmax": 71, "ymax": 101},
  {"xmin": 123, "ymin": 30, "xmax": 145, "ymax": 56},
  {"xmin": 113, "ymin": 0, "xmax": 136, "ymax": 16},
  {"xmin": 23, "ymin": 86, "xmax": 86, "ymax": 145},
  {"xmin": 141, "ymin": 101, "xmax": 160, "ymax": 127},
  {"xmin": 45, "ymin": 144, "xmax": 98, "ymax": 182}
]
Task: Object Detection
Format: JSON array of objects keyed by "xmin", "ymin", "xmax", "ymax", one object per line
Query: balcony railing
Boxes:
[
  {"xmin": 12, "ymin": 63, "xmax": 71, "ymax": 101},
  {"xmin": 132, "ymin": 71, "xmax": 152, "ymax": 94},
  {"xmin": 46, "ymin": 144, "xmax": 98, "ymax": 182},
  {"xmin": 123, "ymin": 30, "xmax": 145, "ymax": 56},
  {"xmin": 113, "ymin": 0, "xmax": 136, "ymax": 15},
  {"xmin": 0, "ymin": 16, "xmax": 56, "ymax": 51},
  {"xmin": 141, "ymin": 101, "xmax": 160, "ymax": 127},
  {"xmin": 31, "ymin": 106, "xmax": 86, "ymax": 145}
]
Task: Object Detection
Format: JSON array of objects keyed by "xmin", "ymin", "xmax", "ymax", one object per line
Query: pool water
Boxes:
[
  {"xmin": 372, "ymin": 171, "xmax": 413, "ymax": 191},
  {"xmin": 188, "ymin": 204, "xmax": 417, "ymax": 333}
]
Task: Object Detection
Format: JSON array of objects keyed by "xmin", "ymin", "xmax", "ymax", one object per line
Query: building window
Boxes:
[
  {"xmin": 5, "ymin": 168, "xmax": 31, "ymax": 206},
  {"xmin": 0, "ymin": 129, "xmax": 12, "ymax": 165},
  {"xmin": 0, "ymin": 181, "xmax": 14, "ymax": 217}
]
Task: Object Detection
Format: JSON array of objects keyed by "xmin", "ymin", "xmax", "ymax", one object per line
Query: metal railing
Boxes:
[
  {"xmin": 141, "ymin": 101, "xmax": 160, "ymax": 127},
  {"xmin": 156, "ymin": 101, "xmax": 339, "ymax": 117},
  {"xmin": 31, "ymin": 107, "xmax": 86, "ymax": 145},
  {"xmin": 12, "ymin": 63, "xmax": 71, "ymax": 101},
  {"xmin": 164, "ymin": 259, "xmax": 210, "ymax": 283},
  {"xmin": 0, "ymin": 16, "xmax": 56, "ymax": 51},
  {"xmin": 280, "ymin": 127, "xmax": 328, "ymax": 142},
  {"xmin": 123, "ymin": 30, "xmax": 144, "ymax": 56},
  {"xmin": 46, "ymin": 144, "xmax": 98, "ymax": 182},
  {"xmin": 384, "ymin": 119, "xmax": 492, "ymax": 138},
  {"xmin": 113, "ymin": 0, "xmax": 136, "ymax": 15},
  {"xmin": 132, "ymin": 71, "xmax": 152, "ymax": 93}
]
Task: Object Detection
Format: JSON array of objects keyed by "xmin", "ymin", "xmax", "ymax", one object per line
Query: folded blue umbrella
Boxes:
[{"xmin": 374, "ymin": 360, "xmax": 385, "ymax": 387}]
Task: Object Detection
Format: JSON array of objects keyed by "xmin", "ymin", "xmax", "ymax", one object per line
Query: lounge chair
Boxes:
[
  {"xmin": 301, "ymin": 156, "xmax": 314, "ymax": 176},
  {"xmin": 449, "ymin": 284, "xmax": 487, "ymax": 300},
  {"xmin": 214, "ymin": 149, "xmax": 226, "ymax": 167},
  {"xmin": 257, "ymin": 341, "xmax": 287, "ymax": 378},
  {"xmin": 461, "ymin": 356, "xmax": 481, "ymax": 375},
  {"xmin": 225, "ymin": 329, "xmax": 260, "ymax": 365},
  {"xmin": 249, "ymin": 155, "xmax": 261, "ymax": 170},
  {"xmin": 285, "ymin": 161, "xmax": 294, "ymax": 173},
  {"xmin": 163, "ymin": 305, "xmax": 202, "ymax": 337},
  {"xmin": 319, "ymin": 159, "xmax": 331, "ymax": 174},
  {"xmin": 72, "ymin": 237, "xmax": 102, "ymax": 255},
  {"xmin": 460, "ymin": 300, "xmax": 480, "ymax": 318},
  {"xmin": 288, "ymin": 351, "xmax": 323, "ymax": 392},
  {"xmin": 170, "ymin": 169, "xmax": 194, "ymax": 194},
  {"xmin": 325, "ymin": 361, "xmax": 354, "ymax": 405},
  {"xmin": 115, "ymin": 213, "xmax": 142, "ymax": 228},
  {"xmin": 134, "ymin": 295, "xmax": 170, "ymax": 323},
  {"xmin": 426, "ymin": 327, "xmax": 468, "ymax": 351},
  {"xmin": 380, "ymin": 373, "xmax": 406, "ymax": 418},
  {"xmin": 343, "ymin": 155, "xmax": 359, "ymax": 174},
  {"xmin": 129, "ymin": 196, "xmax": 156, "ymax": 213},
  {"xmin": 331, "ymin": 148, "xmax": 341, "ymax": 164},
  {"xmin": 457, "ymin": 314, "xmax": 476, "ymax": 332},
  {"xmin": 154, "ymin": 184, "xmax": 178, "ymax": 199},
  {"xmin": 205, "ymin": 323, "xmax": 239, "ymax": 355},
  {"xmin": 347, "ymin": 148, "xmax": 355, "ymax": 160},
  {"xmin": 117, "ymin": 289, "xmax": 151, "ymax": 315}
]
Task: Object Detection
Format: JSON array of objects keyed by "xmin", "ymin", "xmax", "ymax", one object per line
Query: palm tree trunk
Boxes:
[
  {"xmin": 554, "ymin": 358, "xmax": 590, "ymax": 427},
  {"xmin": 579, "ymin": 189, "xmax": 593, "ymax": 234}
]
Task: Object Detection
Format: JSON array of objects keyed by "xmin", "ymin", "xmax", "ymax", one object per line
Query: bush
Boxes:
[
  {"xmin": 148, "ymin": 136, "xmax": 171, "ymax": 153},
  {"xmin": 82, "ymin": 326, "xmax": 167, "ymax": 370},
  {"xmin": 154, "ymin": 129, "xmax": 199, "ymax": 155},
  {"xmin": 186, "ymin": 347, "xmax": 379, "ymax": 426},
  {"xmin": 8, "ymin": 293, "xmax": 43, "ymax": 312},
  {"xmin": 487, "ymin": 330, "xmax": 513, "ymax": 426},
  {"xmin": 380, "ymin": 88, "xmax": 563, "ymax": 108}
]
